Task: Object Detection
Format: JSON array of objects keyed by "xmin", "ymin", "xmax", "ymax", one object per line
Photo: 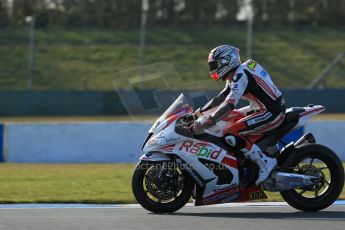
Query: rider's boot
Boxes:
[{"xmin": 243, "ymin": 144, "xmax": 277, "ymax": 185}]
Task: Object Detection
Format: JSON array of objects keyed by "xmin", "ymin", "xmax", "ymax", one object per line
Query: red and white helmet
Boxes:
[{"xmin": 208, "ymin": 45, "xmax": 241, "ymax": 81}]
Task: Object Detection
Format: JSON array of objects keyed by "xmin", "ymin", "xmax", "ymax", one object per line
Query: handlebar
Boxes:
[{"xmin": 175, "ymin": 114, "xmax": 198, "ymax": 138}]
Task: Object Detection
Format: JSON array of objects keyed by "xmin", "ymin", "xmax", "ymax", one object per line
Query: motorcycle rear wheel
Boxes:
[
  {"xmin": 132, "ymin": 161, "xmax": 194, "ymax": 213},
  {"xmin": 280, "ymin": 144, "xmax": 344, "ymax": 211}
]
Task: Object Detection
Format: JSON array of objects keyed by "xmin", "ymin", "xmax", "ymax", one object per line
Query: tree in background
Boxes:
[
  {"xmin": 3, "ymin": 0, "xmax": 345, "ymax": 28},
  {"xmin": 0, "ymin": 0, "xmax": 9, "ymax": 27},
  {"xmin": 253, "ymin": 0, "xmax": 345, "ymax": 26},
  {"xmin": 61, "ymin": 0, "xmax": 141, "ymax": 28}
]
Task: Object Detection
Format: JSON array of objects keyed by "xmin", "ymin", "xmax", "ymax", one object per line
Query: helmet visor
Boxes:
[
  {"xmin": 209, "ymin": 60, "xmax": 220, "ymax": 80},
  {"xmin": 208, "ymin": 60, "xmax": 219, "ymax": 72}
]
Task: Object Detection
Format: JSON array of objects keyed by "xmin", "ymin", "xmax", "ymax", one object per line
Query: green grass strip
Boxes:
[{"xmin": 0, "ymin": 163, "xmax": 344, "ymax": 204}]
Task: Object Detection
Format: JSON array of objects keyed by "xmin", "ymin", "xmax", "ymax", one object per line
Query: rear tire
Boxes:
[
  {"xmin": 132, "ymin": 161, "xmax": 194, "ymax": 213},
  {"xmin": 280, "ymin": 144, "xmax": 344, "ymax": 211}
]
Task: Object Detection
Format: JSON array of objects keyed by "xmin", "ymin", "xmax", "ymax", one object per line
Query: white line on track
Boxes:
[{"xmin": 0, "ymin": 200, "xmax": 344, "ymax": 209}]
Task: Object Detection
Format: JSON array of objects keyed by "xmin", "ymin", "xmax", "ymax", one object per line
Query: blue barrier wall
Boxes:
[
  {"xmin": 0, "ymin": 124, "xmax": 3, "ymax": 162},
  {"xmin": 5, "ymin": 122, "xmax": 151, "ymax": 163},
  {"xmin": 305, "ymin": 121, "xmax": 345, "ymax": 161},
  {"xmin": 4, "ymin": 121, "xmax": 345, "ymax": 162}
]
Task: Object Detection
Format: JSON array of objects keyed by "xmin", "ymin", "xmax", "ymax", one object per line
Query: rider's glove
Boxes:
[{"xmin": 190, "ymin": 116, "xmax": 215, "ymax": 135}]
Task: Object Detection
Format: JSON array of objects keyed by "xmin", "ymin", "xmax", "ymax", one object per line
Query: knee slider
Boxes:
[
  {"xmin": 225, "ymin": 135, "xmax": 236, "ymax": 147},
  {"xmin": 225, "ymin": 134, "xmax": 246, "ymax": 150}
]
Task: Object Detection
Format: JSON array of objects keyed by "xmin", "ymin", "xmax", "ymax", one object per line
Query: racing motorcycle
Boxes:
[{"xmin": 132, "ymin": 94, "xmax": 344, "ymax": 213}]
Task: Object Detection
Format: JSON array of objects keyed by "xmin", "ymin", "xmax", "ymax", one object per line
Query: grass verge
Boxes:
[
  {"xmin": 0, "ymin": 164, "xmax": 134, "ymax": 204},
  {"xmin": 0, "ymin": 163, "xmax": 344, "ymax": 204},
  {"xmin": 1, "ymin": 113, "xmax": 345, "ymax": 123},
  {"xmin": 1, "ymin": 26, "xmax": 344, "ymax": 90}
]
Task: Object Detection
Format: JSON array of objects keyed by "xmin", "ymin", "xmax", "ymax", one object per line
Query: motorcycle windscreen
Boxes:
[{"xmin": 149, "ymin": 93, "xmax": 192, "ymax": 133}]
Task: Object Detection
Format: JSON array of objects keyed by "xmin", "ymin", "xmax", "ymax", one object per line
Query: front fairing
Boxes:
[
  {"xmin": 148, "ymin": 93, "xmax": 192, "ymax": 135},
  {"xmin": 143, "ymin": 94, "xmax": 193, "ymax": 151},
  {"xmin": 143, "ymin": 120, "xmax": 181, "ymax": 153}
]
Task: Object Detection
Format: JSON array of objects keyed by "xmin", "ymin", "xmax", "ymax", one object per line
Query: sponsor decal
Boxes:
[
  {"xmin": 249, "ymin": 191, "xmax": 266, "ymax": 200},
  {"xmin": 246, "ymin": 112, "xmax": 272, "ymax": 126},
  {"xmin": 231, "ymin": 88, "xmax": 239, "ymax": 94},
  {"xmin": 206, "ymin": 126, "xmax": 222, "ymax": 135},
  {"xmin": 260, "ymin": 69, "xmax": 268, "ymax": 77},
  {"xmin": 220, "ymin": 193, "xmax": 240, "ymax": 203},
  {"xmin": 237, "ymin": 186, "xmax": 268, "ymax": 202},
  {"xmin": 255, "ymin": 112, "xmax": 272, "ymax": 122},
  {"xmin": 147, "ymin": 138, "xmax": 159, "ymax": 146},
  {"xmin": 253, "ymin": 122, "xmax": 273, "ymax": 131},
  {"xmin": 179, "ymin": 141, "xmax": 223, "ymax": 160},
  {"xmin": 247, "ymin": 60, "xmax": 257, "ymax": 71},
  {"xmin": 203, "ymin": 186, "xmax": 240, "ymax": 205},
  {"xmin": 165, "ymin": 136, "xmax": 180, "ymax": 143}
]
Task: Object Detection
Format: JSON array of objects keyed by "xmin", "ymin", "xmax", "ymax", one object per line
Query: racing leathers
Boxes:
[{"xmin": 195, "ymin": 59, "xmax": 286, "ymax": 185}]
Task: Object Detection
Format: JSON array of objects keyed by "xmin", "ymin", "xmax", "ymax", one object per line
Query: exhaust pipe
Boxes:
[{"xmin": 263, "ymin": 171, "xmax": 318, "ymax": 192}]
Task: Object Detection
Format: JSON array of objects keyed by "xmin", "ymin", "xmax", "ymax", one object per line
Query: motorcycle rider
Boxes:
[{"xmin": 191, "ymin": 45, "xmax": 286, "ymax": 185}]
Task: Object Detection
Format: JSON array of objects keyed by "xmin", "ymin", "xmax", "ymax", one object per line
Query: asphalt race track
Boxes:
[{"xmin": 0, "ymin": 202, "xmax": 344, "ymax": 230}]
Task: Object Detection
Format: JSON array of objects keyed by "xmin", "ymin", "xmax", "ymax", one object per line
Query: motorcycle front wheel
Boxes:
[
  {"xmin": 132, "ymin": 161, "xmax": 194, "ymax": 213},
  {"xmin": 280, "ymin": 144, "xmax": 344, "ymax": 211}
]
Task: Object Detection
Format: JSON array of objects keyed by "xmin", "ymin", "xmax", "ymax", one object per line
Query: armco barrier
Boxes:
[
  {"xmin": 4, "ymin": 121, "xmax": 345, "ymax": 163},
  {"xmin": 1, "ymin": 89, "xmax": 345, "ymax": 116}
]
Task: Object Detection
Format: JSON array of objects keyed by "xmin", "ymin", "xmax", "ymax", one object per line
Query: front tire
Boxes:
[
  {"xmin": 132, "ymin": 161, "xmax": 194, "ymax": 213},
  {"xmin": 280, "ymin": 144, "xmax": 344, "ymax": 211}
]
